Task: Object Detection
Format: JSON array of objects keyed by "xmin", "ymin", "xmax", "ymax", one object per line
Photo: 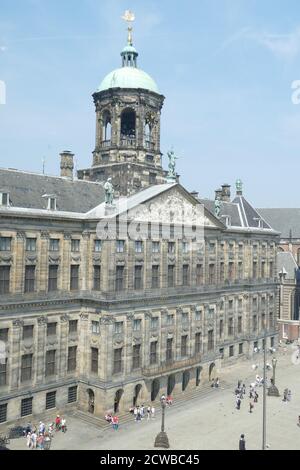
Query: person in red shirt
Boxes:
[
  {"xmin": 112, "ymin": 416, "xmax": 119, "ymax": 430},
  {"xmin": 55, "ymin": 415, "xmax": 61, "ymax": 431}
]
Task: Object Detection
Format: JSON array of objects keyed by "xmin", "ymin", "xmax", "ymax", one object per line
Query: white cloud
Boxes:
[
  {"xmin": 249, "ymin": 29, "xmax": 300, "ymax": 61},
  {"xmin": 219, "ymin": 27, "xmax": 300, "ymax": 61}
]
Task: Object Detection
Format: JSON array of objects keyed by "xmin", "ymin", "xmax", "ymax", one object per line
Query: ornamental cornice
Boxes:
[
  {"xmin": 16, "ymin": 231, "xmax": 26, "ymax": 240},
  {"xmin": 0, "ymin": 255, "xmax": 13, "ymax": 264},
  {"xmin": 60, "ymin": 313, "xmax": 70, "ymax": 323},
  {"xmin": 99, "ymin": 316, "xmax": 114, "ymax": 325},
  {"xmin": 49, "ymin": 255, "xmax": 61, "ymax": 264},
  {"xmin": 79, "ymin": 313, "xmax": 89, "ymax": 321},
  {"xmin": 40, "ymin": 231, "xmax": 50, "ymax": 240}
]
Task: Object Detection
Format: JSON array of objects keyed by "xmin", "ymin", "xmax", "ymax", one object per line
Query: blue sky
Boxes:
[{"xmin": 0, "ymin": 0, "xmax": 300, "ymax": 207}]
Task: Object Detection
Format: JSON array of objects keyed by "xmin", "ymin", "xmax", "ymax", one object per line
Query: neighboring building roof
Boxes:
[
  {"xmin": 98, "ymin": 67, "xmax": 160, "ymax": 94},
  {"xmin": 232, "ymin": 196, "xmax": 272, "ymax": 229},
  {"xmin": 200, "ymin": 196, "xmax": 274, "ymax": 231},
  {"xmin": 277, "ymin": 251, "xmax": 298, "ymax": 280},
  {"xmin": 0, "ymin": 168, "xmax": 105, "ymax": 213},
  {"xmin": 257, "ymin": 209, "xmax": 300, "ymax": 239}
]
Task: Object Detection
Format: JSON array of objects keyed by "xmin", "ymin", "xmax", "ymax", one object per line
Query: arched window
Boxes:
[
  {"xmin": 144, "ymin": 122, "xmax": 151, "ymax": 147},
  {"xmin": 102, "ymin": 111, "xmax": 112, "ymax": 145},
  {"xmin": 121, "ymin": 109, "xmax": 136, "ymax": 146}
]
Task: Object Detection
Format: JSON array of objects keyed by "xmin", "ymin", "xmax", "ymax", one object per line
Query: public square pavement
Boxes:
[{"xmin": 7, "ymin": 344, "xmax": 300, "ymax": 451}]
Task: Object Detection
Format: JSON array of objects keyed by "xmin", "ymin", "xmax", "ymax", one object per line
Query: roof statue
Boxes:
[
  {"xmin": 104, "ymin": 178, "xmax": 114, "ymax": 205},
  {"xmin": 122, "ymin": 10, "xmax": 135, "ymax": 46},
  {"xmin": 236, "ymin": 179, "xmax": 243, "ymax": 195},
  {"xmin": 214, "ymin": 197, "xmax": 221, "ymax": 218},
  {"xmin": 167, "ymin": 150, "xmax": 178, "ymax": 182}
]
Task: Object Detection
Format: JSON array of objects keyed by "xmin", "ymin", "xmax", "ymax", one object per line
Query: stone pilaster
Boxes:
[
  {"xmin": 10, "ymin": 319, "xmax": 23, "ymax": 390},
  {"xmin": 39, "ymin": 231, "xmax": 49, "ymax": 292},
  {"xmin": 35, "ymin": 316, "xmax": 47, "ymax": 385},
  {"xmin": 14, "ymin": 232, "xmax": 25, "ymax": 293}
]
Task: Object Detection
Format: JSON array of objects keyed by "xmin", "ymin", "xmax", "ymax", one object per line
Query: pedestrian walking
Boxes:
[
  {"xmin": 55, "ymin": 415, "xmax": 61, "ymax": 431},
  {"xmin": 133, "ymin": 406, "xmax": 138, "ymax": 420},
  {"xmin": 239, "ymin": 434, "xmax": 246, "ymax": 450},
  {"xmin": 283, "ymin": 388, "xmax": 288, "ymax": 402},
  {"xmin": 151, "ymin": 406, "xmax": 155, "ymax": 419},
  {"xmin": 242, "ymin": 384, "xmax": 246, "ymax": 395},
  {"xmin": 254, "ymin": 391, "xmax": 259, "ymax": 403},
  {"xmin": 31, "ymin": 431, "xmax": 37, "ymax": 449},
  {"xmin": 26, "ymin": 432, "xmax": 32, "ymax": 449},
  {"xmin": 236, "ymin": 396, "xmax": 241, "ymax": 410},
  {"xmin": 39, "ymin": 421, "xmax": 45, "ymax": 435},
  {"xmin": 112, "ymin": 415, "xmax": 119, "ymax": 430},
  {"xmin": 215, "ymin": 378, "xmax": 220, "ymax": 388},
  {"xmin": 61, "ymin": 417, "xmax": 67, "ymax": 433},
  {"xmin": 287, "ymin": 390, "xmax": 292, "ymax": 402},
  {"xmin": 147, "ymin": 406, "xmax": 151, "ymax": 421},
  {"xmin": 249, "ymin": 401, "xmax": 254, "ymax": 414}
]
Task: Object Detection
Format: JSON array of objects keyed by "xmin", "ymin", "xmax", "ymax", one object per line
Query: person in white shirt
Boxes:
[
  {"xmin": 151, "ymin": 406, "xmax": 155, "ymax": 418},
  {"xmin": 61, "ymin": 418, "xmax": 67, "ymax": 433}
]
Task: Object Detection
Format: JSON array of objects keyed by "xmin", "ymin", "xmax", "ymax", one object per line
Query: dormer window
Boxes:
[
  {"xmin": 42, "ymin": 194, "xmax": 57, "ymax": 211},
  {"xmin": 0, "ymin": 192, "xmax": 10, "ymax": 207},
  {"xmin": 221, "ymin": 215, "xmax": 231, "ymax": 226}
]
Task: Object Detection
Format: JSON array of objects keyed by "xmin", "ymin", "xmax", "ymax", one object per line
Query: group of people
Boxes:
[
  {"xmin": 129, "ymin": 404, "xmax": 156, "ymax": 421},
  {"xmin": 24, "ymin": 415, "xmax": 67, "ymax": 450},
  {"xmin": 211, "ymin": 378, "xmax": 220, "ymax": 389},
  {"xmin": 234, "ymin": 381, "xmax": 259, "ymax": 413},
  {"xmin": 283, "ymin": 388, "xmax": 292, "ymax": 402},
  {"xmin": 104, "ymin": 414, "xmax": 119, "ymax": 430}
]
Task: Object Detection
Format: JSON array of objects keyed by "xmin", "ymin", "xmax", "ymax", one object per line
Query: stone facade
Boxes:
[
  {"xmin": 0, "ymin": 30, "xmax": 279, "ymax": 428},
  {"xmin": 0, "ymin": 184, "xmax": 279, "ymax": 425}
]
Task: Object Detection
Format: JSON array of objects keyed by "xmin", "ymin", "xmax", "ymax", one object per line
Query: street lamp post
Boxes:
[
  {"xmin": 262, "ymin": 336, "xmax": 267, "ymax": 451},
  {"xmin": 268, "ymin": 357, "xmax": 280, "ymax": 397},
  {"xmin": 154, "ymin": 398, "xmax": 170, "ymax": 449}
]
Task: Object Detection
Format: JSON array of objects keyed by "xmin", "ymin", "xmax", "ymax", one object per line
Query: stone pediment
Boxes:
[{"xmin": 127, "ymin": 186, "xmax": 223, "ymax": 231}]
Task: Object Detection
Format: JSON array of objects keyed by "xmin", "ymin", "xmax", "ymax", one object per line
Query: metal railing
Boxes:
[
  {"xmin": 142, "ymin": 354, "xmax": 202, "ymax": 377},
  {"xmin": 120, "ymin": 136, "xmax": 136, "ymax": 148}
]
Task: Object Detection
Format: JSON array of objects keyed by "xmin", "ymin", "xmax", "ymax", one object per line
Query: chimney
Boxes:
[
  {"xmin": 190, "ymin": 190, "xmax": 199, "ymax": 199},
  {"xmin": 215, "ymin": 188, "xmax": 223, "ymax": 200},
  {"xmin": 60, "ymin": 151, "xmax": 74, "ymax": 179},
  {"xmin": 221, "ymin": 184, "xmax": 231, "ymax": 202}
]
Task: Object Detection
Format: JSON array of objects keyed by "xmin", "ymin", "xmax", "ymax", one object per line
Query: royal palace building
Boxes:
[{"xmin": 0, "ymin": 22, "xmax": 279, "ymax": 426}]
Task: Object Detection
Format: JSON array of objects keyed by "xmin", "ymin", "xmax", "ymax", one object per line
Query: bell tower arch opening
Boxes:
[
  {"xmin": 121, "ymin": 108, "xmax": 136, "ymax": 146},
  {"xmin": 102, "ymin": 110, "xmax": 112, "ymax": 145}
]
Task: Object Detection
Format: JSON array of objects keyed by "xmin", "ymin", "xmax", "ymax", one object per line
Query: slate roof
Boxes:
[
  {"xmin": 277, "ymin": 252, "xmax": 298, "ymax": 280},
  {"xmin": 199, "ymin": 199, "xmax": 242, "ymax": 227},
  {"xmin": 232, "ymin": 196, "xmax": 272, "ymax": 229},
  {"xmin": 199, "ymin": 196, "xmax": 274, "ymax": 230},
  {"xmin": 257, "ymin": 209, "xmax": 300, "ymax": 239},
  {"xmin": 0, "ymin": 168, "xmax": 105, "ymax": 213}
]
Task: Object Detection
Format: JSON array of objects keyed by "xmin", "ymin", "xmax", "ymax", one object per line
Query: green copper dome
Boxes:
[
  {"xmin": 97, "ymin": 29, "xmax": 160, "ymax": 94},
  {"xmin": 98, "ymin": 67, "xmax": 159, "ymax": 94}
]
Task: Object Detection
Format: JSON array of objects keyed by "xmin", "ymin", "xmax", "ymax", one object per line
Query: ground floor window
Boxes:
[
  {"xmin": 68, "ymin": 386, "xmax": 78, "ymax": 404},
  {"xmin": 21, "ymin": 397, "xmax": 33, "ymax": 417},
  {"xmin": 219, "ymin": 348, "xmax": 224, "ymax": 359},
  {"xmin": 229, "ymin": 345, "xmax": 234, "ymax": 357},
  {"xmin": 0, "ymin": 403, "xmax": 7, "ymax": 423},
  {"xmin": 239, "ymin": 343, "xmax": 243, "ymax": 354},
  {"xmin": 270, "ymin": 337, "xmax": 275, "ymax": 348},
  {"xmin": 46, "ymin": 391, "xmax": 56, "ymax": 410}
]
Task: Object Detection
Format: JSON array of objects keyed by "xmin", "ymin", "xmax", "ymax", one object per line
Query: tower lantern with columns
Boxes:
[{"xmin": 77, "ymin": 11, "xmax": 167, "ymax": 196}]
